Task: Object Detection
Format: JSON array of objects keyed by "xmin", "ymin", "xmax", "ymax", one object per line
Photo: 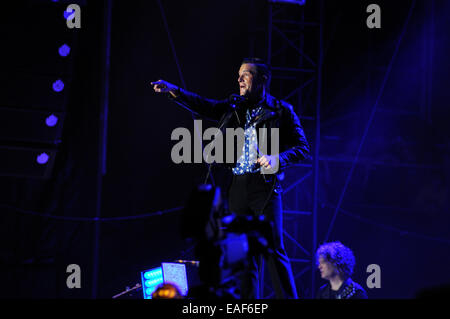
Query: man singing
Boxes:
[{"xmin": 151, "ymin": 58, "xmax": 309, "ymax": 299}]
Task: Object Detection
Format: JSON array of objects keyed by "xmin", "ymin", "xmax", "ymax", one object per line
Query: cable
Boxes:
[{"xmin": 0, "ymin": 203, "xmax": 183, "ymax": 222}]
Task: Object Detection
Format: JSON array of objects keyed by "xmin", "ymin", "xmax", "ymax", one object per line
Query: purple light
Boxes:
[
  {"xmin": 46, "ymin": 114, "xmax": 58, "ymax": 127},
  {"xmin": 64, "ymin": 9, "xmax": 74, "ymax": 20},
  {"xmin": 161, "ymin": 263, "xmax": 188, "ymax": 296},
  {"xmin": 271, "ymin": 0, "xmax": 306, "ymax": 4},
  {"xmin": 52, "ymin": 79, "xmax": 64, "ymax": 92},
  {"xmin": 37, "ymin": 153, "xmax": 49, "ymax": 165},
  {"xmin": 59, "ymin": 44, "xmax": 71, "ymax": 57}
]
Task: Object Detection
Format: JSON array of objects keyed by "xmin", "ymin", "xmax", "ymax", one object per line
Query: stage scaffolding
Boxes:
[{"xmin": 256, "ymin": 0, "xmax": 324, "ymax": 298}]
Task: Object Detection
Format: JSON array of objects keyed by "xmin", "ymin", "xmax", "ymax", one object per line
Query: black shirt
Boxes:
[{"xmin": 317, "ymin": 278, "xmax": 368, "ymax": 299}]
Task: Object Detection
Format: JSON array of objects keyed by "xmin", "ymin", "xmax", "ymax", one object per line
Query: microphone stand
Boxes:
[
  {"xmin": 203, "ymin": 94, "xmax": 246, "ymax": 185},
  {"xmin": 112, "ymin": 283, "xmax": 142, "ymax": 299}
]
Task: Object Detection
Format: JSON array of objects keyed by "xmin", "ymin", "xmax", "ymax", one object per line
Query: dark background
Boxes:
[{"xmin": 0, "ymin": 0, "xmax": 449, "ymax": 299}]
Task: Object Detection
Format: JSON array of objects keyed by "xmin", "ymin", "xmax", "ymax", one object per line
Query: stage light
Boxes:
[
  {"xmin": 58, "ymin": 44, "xmax": 71, "ymax": 57},
  {"xmin": 269, "ymin": 0, "xmax": 306, "ymax": 5},
  {"xmin": 141, "ymin": 267, "xmax": 163, "ymax": 299},
  {"xmin": 52, "ymin": 79, "xmax": 64, "ymax": 92},
  {"xmin": 63, "ymin": 8, "xmax": 73, "ymax": 20},
  {"xmin": 46, "ymin": 114, "xmax": 58, "ymax": 127},
  {"xmin": 145, "ymin": 278, "xmax": 163, "ymax": 287},
  {"xmin": 161, "ymin": 262, "xmax": 188, "ymax": 296},
  {"xmin": 36, "ymin": 153, "xmax": 49, "ymax": 165},
  {"xmin": 143, "ymin": 268, "xmax": 162, "ymax": 279},
  {"xmin": 151, "ymin": 283, "xmax": 183, "ymax": 299},
  {"xmin": 141, "ymin": 263, "xmax": 188, "ymax": 299},
  {"xmin": 145, "ymin": 288, "xmax": 156, "ymax": 296}
]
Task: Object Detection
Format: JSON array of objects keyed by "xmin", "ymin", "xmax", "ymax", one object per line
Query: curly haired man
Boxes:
[{"xmin": 316, "ymin": 241, "xmax": 368, "ymax": 299}]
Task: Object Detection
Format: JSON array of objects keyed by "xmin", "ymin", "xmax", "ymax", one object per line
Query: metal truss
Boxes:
[
  {"xmin": 259, "ymin": 0, "xmax": 438, "ymax": 299},
  {"xmin": 258, "ymin": 0, "xmax": 323, "ymax": 299},
  {"xmin": 321, "ymin": 0, "xmax": 419, "ymax": 244}
]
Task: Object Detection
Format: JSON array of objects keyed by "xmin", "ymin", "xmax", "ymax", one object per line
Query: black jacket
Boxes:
[
  {"xmin": 316, "ymin": 278, "xmax": 368, "ymax": 299},
  {"xmin": 170, "ymin": 88, "xmax": 310, "ymax": 172}
]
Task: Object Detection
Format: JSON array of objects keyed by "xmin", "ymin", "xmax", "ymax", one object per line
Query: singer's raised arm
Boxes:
[{"xmin": 151, "ymin": 79, "xmax": 230, "ymax": 122}]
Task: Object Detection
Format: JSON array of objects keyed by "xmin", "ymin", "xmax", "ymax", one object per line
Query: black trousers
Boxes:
[{"xmin": 228, "ymin": 172, "xmax": 298, "ymax": 299}]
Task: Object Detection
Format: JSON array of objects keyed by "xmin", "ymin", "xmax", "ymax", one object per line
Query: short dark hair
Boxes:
[{"xmin": 241, "ymin": 57, "xmax": 272, "ymax": 87}]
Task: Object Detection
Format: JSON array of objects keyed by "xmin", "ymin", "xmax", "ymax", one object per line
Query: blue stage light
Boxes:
[
  {"xmin": 141, "ymin": 263, "xmax": 189, "ymax": 299},
  {"xmin": 63, "ymin": 8, "xmax": 74, "ymax": 20},
  {"xmin": 145, "ymin": 278, "xmax": 163, "ymax": 287},
  {"xmin": 145, "ymin": 287, "xmax": 158, "ymax": 296},
  {"xmin": 52, "ymin": 79, "xmax": 64, "ymax": 92},
  {"xmin": 270, "ymin": 0, "xmax": 305, "ymax": 4},
  {"xmin": 59, "ymin": 44, "xmax": 71, "ymax": 57},
  {"xmin": 46, "ymin": 114, "xmax": 58, "ymax": 127},
  {"xmin": 36, "ymin": 153, "xmax": 49, "ymax": 165},
  {"xmin": 161, "ymin": 262, "xmax": 188, "ymax": 296},
  {"xmin": 141, "ymin": 267, "xmax": 163, "ymax": 299},
  {"xmin": 143, "ymin": 268, "xmax": 162, "ymax": 279}
]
